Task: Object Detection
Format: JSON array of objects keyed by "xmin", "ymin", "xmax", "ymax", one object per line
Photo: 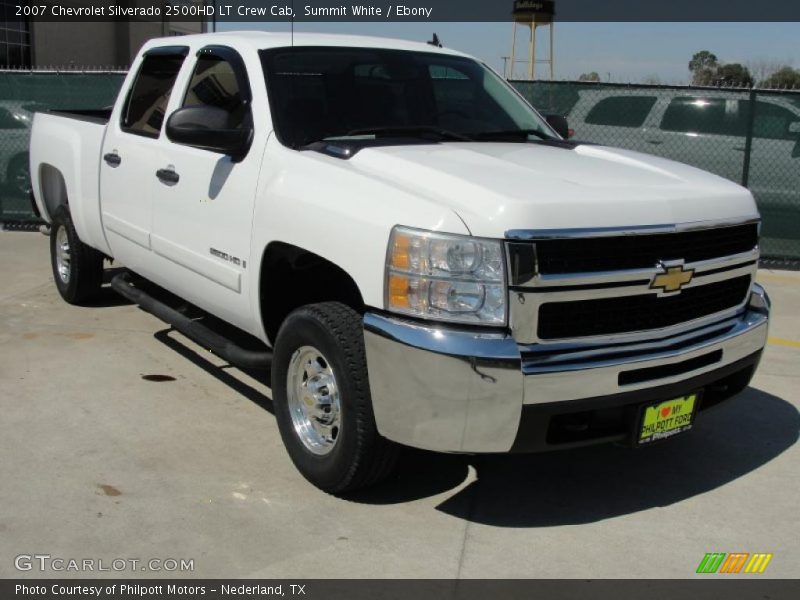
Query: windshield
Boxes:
[{"xmin": 259, "ymin": 46, "xmax": 553, "ymax": 148}]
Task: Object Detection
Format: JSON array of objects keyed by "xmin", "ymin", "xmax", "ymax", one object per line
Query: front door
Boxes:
[
  {"xmin": 150, "ymin": 45, "xmax": 267, "ymax": 333},
  {"xmin": 747, "ymin": 98, "xmax": 800, "ymax": 254}
]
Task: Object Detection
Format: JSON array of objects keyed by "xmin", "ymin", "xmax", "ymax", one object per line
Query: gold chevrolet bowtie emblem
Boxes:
[{"xmin": 651, "ymin": 263, "xmax": 695, "ymax": 293}]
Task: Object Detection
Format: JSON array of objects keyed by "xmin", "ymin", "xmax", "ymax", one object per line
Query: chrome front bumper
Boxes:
[{"xmin": 363, "ymin": 284, "xmax": 770, "ymax": 453}]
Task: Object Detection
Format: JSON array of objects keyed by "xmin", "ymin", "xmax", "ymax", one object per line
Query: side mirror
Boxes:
[
  {"xmin": 166, "ymin": 106, "xmax": 253, "ymax": 161},
  {"xmin": 544, "ymin": 113, "xmax": 572, "ymax": 139},
  {"xmin": 789, "ymin": 122, "xmax": 800, "ymax": 135}
]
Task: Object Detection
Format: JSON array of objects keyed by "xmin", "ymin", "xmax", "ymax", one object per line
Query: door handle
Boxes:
[
  {"xmin": 733, "ymin": 147, "xmax": 746, "ymax": 152},
  {"xmin": 103, "ymin": 152, "xmax": 121, "ymax": 167},
  {"xmin": 645, "ymin": 140, "xmax": 663, "ymax": 146},
  {"xmin": 156, "ymin": 168, "xmax": 179, "ymax": 185}
]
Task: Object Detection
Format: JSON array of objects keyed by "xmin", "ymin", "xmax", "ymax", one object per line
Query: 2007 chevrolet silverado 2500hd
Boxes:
[{"xmin": 30, "ymin": 33, "xmax": 770, "ymax": 493}]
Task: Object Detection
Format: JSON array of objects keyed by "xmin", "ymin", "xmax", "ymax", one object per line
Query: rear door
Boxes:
[
  {"xmin": 100, "ymin": 46, "xmax": 188, "ymax": 274},
  {"xmin": 150, "ymin": 45, "xmax": 267, "ymax": 332},
  {"xmin": 653, "ymin": 95, "xmax": 746, "ymax": 183}
]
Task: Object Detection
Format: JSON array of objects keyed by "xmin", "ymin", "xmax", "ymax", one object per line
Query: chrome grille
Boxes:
[
  {"xmin": 528, "ymin": 223, "xmax": 758, "ymax": 275},
  {"xmin": 507, "ymin": 220, "xmax": 759, "ymax": 344},
  {"xmin": 537, "ymin": 275, "xmax": 751, "ymax": 339}
]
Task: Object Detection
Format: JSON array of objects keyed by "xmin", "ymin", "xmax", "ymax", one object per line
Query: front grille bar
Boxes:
[{"xmin": 506, "ymin": 221, "xmax": 760, "ymax": 344}]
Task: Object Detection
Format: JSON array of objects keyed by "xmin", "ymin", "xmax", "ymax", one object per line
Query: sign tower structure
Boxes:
[{"xmin": 508, "ymin": 0, "xmax": 555, "ymax": 80}]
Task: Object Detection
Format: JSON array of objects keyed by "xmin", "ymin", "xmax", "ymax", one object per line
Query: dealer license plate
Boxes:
[{"xmin": 638, "ymin": 394, "xmax": 698, "ymax": 445}]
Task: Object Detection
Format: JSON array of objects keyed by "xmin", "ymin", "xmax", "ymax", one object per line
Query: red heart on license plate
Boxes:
[{"xmin": 661, "ymin": 407, "xmax": 672, "ymax": 418}]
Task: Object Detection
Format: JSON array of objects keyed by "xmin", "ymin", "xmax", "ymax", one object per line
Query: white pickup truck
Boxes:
[{"xmin": 30, "ymin": 32, "xmax": 770, "ymax": 493}]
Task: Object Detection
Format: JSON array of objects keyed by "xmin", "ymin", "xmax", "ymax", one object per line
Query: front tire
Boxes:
[
  {"xmin": 272, "ymin": 302, "xmax": 399, "ymax": 493},
  {"xmin": 50, "ymin": 206, "xmax": 104, "ymax": 305}
]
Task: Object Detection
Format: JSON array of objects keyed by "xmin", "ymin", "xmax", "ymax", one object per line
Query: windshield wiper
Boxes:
[
  {"xmin": 471, "ymin": 128, "xmax": 555, "ymax": 142},
  {"xmin": 304, "ymin": 126, "xmax": 553, "ymax": 149},
  {"xmin": 343, "ymin": 126, "xmax": 473, "ymax": 142}
]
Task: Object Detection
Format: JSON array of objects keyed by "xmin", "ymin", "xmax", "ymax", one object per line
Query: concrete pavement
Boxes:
[{"xmin": 0, "ymin": 230, "xmax": 797, "ymax": 579}]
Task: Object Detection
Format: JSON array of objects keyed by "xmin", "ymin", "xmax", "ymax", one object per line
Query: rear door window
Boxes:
[
  {"xmin": 584, "ymin": 96, "xmax": 656, "ymax": 127},
  {"xmin": 660, "ymin": 97, "xmax": 747, "ymax": 137},
  {"xmin": 121, "ymin": 49, "xmax": 187, "ymax": 138}
]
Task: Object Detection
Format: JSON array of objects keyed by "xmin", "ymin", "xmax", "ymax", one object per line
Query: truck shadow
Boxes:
[
  {"xmin": 83, "ymin": 267, "xmax": 135, "ymax": 307},
  {"xmin": 352, "ymin": 388, "xmax": 798, "ymax": 527},
  {"xmin": 153, "ymin": 327, "xmax": 274, "ymax": 415},
  {"xmin": 92, "ymin": 274, "xmax": 797, "ymax": 524},
  {"xmin": 90, "ymin": 271, "xmax": 275, "ymax": 413}
]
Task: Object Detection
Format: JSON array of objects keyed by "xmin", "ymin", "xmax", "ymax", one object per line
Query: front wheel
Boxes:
[
  {"xmin": 272, "ymin": 302, "xmax": 399, "ymax": 493},
  {"xmin": 50, "ymin": 206, "xmax": 104, "ymax": 305}
]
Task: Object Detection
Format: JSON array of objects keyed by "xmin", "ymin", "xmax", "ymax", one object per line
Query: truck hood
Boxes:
[{"xmin": 346, "ymin": 142, "xmax": 758, "ymax": 238}]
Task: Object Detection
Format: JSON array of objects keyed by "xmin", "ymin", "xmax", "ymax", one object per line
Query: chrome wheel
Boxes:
[
  {"xmin": 55, "ymin": 225, "xmax": 71, "ymax": 284},
  {"xmin": 286, "ymin": 345, "xmax": 341, "ymax": 455}
]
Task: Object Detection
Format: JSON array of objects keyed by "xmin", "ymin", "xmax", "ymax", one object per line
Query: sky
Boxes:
[{"xmin": 217, "ymin": 21, "xmax": 800, "ymax": 83}]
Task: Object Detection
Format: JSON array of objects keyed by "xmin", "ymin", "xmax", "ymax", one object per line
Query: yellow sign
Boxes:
[{"xmin": 639, "ymin": 395, "xmax": 696, "ymax": 444}]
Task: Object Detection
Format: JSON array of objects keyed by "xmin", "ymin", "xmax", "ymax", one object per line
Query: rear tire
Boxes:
[
  {"xmin": 50, "ymin": 206, "xmax": 104, "ymax": 305},
  {"xmin": 272, "ymin": 302, "xmax": 399, "ymax": 493}
]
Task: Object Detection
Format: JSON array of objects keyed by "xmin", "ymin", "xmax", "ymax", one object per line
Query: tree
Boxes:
[
  {"xmin": 747, "ymin": 59, "xmax": 783, "ymax": 86},
  {"xmin": 715, "ymin": 63, "xmax": 753, "ymax": 86},
  {"xmin": 763, "ymin": 66, "xmax": 800, "ymax": 89},
  {"xmin": 578, "ymin": 71, "xmax": 601, "ymax": 82},
  {"xmin": 689, "ymin": 50, "xmax": 718, "ymax": 85}
]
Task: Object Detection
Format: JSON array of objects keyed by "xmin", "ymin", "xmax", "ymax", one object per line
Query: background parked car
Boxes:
[
  {"xmin": 0, "ymin": 71, "xmax": 124, "ymax": 223},
  {"xmin": 0, "ymin": 103, "xmax": 37, "ymax": 218},
  {"xmin": 512, "ymin": 80, "xmax": 800, "ymax": 261},
  {"xmin": 566, "ymin": 89, "xmax": 800, "ymax": 256}
]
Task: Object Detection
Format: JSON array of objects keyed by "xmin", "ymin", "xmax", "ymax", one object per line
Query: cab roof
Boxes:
[{"xmin": 143, "ymin": 31, "xmax": 474, "ymax": 59}]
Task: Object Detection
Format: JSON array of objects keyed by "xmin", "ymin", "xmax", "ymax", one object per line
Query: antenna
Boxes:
[{"xmin": 427, "ymin": 33, "xmax": 442, "ymax": 48}]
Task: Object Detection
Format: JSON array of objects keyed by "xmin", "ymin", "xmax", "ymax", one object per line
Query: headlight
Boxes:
[{"xmin": 384, "ymin": 226, "xmax": 506, "ymax": 325}]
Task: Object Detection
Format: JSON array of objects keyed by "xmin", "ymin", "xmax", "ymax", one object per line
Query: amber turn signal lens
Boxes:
[
  {"xmin": 390, "ymin": 233, "xmax": 411, "ymax": 270},
  {"xmin": 388, "ymin": 274, "xmax": 411, "ymax": 308}
]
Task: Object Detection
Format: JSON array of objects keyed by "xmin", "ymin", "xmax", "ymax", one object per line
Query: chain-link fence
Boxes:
[
  {"xmin": 0, "ymin": 70, "xmax": 125, "ymax": 223},
  {"xmin": 2, "ymin": 72, "xmax": 797, "ymax": 263},
  {"xmin": 512, "ymin": 80, "xmax": 800, "ymax": 264}
]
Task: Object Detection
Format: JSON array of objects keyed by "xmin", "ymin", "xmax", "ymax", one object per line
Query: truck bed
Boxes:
[{"xmin": 30, "ymin": 110, "xmax": 112, "ymax": 255}]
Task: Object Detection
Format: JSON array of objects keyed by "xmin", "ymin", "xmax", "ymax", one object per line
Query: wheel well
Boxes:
[
  {"xmin": 38, "ymin": 164, "xmax": 68, "ymax": 219},
  {"xmin": 260, "ymin": 243, "xmax": 365, "ymax": 343}
]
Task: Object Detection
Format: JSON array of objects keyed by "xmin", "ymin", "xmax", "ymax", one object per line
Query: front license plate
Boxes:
[{"xmin": 638, "ymin": 394, "xmax": 698, "ymax": 445}]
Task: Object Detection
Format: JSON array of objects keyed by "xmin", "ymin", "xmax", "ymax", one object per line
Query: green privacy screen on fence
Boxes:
[
  {"xmin": 512, "ymin": 80, "xmax": 800, "ymax": 263},
  {"xmin": 0, "ymin": 72, "xmax": 797, "ymax": 262},
  {"xmin": 0, "ymin": 71, "xmax": 125, "ymax": 221}
]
